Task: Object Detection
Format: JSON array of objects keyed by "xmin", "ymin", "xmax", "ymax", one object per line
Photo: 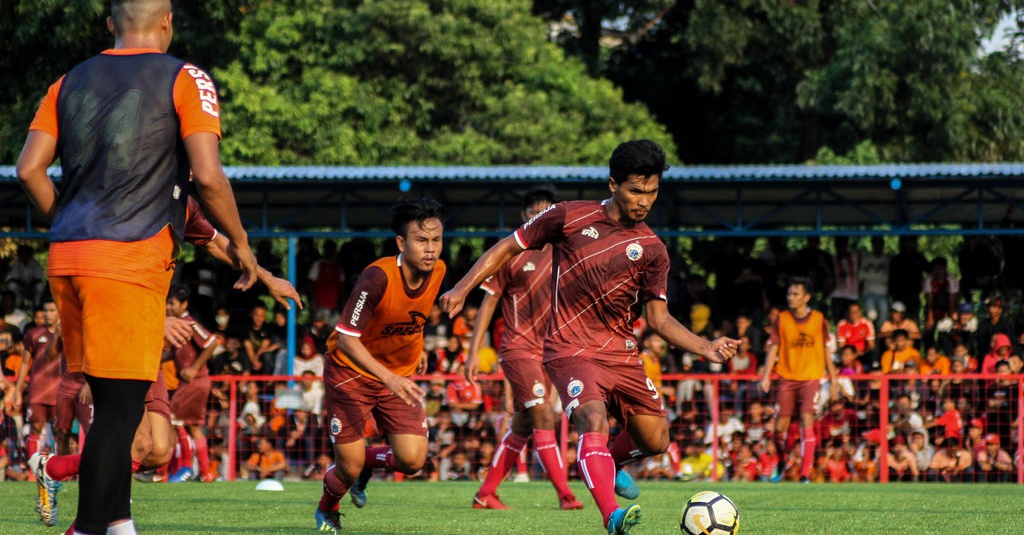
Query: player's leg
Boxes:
[
  {"xmin": 139, "ymin": 411, "xmax": 175, "ymax": 470},
  {"xmin": 317, "ymin": 364, "xmax": 374, "ymax": 532},
  {"xmin": 25, "ymin": 405, "xmax": 48, "ymax": 458},
  {"xmin": 772, "ymin": 380, "xmax": 796, "ymax": 482},
  {"xmin": 187, "ymin": 424, "xmax": 212, "ymax": 481},
  {"xmin": 797, "ymin": 381, "xmax": 819, "ymax": 483},
  {"xmin": 381, "ymin": 433, "xmax": 428, "ymax": 474},
  {"xmin": 316, "ymin": 439, "xmax": 362, "ymax": 533}
]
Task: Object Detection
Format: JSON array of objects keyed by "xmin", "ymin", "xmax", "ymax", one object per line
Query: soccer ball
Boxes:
[{"xmin": 680, "ymin": 491, "xmax": 739, "ymax": 535}]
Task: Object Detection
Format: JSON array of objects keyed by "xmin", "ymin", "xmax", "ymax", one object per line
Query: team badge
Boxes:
[
  {"xmin": 625, "ymin": 339, "xmax": 636, "ymax": 350},
  {"xmin": 625, "ymin": 243, "xmax": 643, "ymax": 261},
  {"xmin": 567, "ymin": 380, "xmax": 584, "ymax": 398},
  {"xmin": 39, "ymin": 336, "xmax": 48, "ymax": 344},
  {"xmin": 523, "ymin": 261, "xmax": 536, "ymax": 272},
  {"xmin": 330, "ymin": 417, "xmax": 343, "ymax": 436},
  {"xmin": 582, "ymin": 227, "xmax": 599, "ymax": 239},
  {"xmin": 532, "ymin": 382, "xmax": 546, "ymax": 398}
]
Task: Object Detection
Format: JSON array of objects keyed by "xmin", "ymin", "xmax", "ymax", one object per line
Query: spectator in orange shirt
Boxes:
[
  {"xmin": 878, "ymin": 302, "xmax": 922, "ymax": 350},
  {"xmin": 880, "ymin": 329, "xmax": 922, "ymax": 373},
  {"xmin": 245, "ymin": 438, "xmax": 287, "ymax": 481},
  {"xmin": 919, "ymin": 347, "xmax": 951, "ymax": 376}
]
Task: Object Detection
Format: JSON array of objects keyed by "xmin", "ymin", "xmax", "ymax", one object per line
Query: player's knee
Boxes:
[
  {"xmin": 529, "ymin": 406, "xmax": 555, "ymax": 430},
  {"xmin": 392, "ymin": 452, "xmax": 426, "ymax": 474},
  {"xmin": 132, "ymin": 433, "xmax": 154, "ymax": 460}
]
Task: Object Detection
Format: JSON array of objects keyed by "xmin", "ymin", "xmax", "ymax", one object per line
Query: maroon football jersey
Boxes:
[
  {"xmin": 480, "ymin": 247, "xmax": 552, "ymax": 358},
  {"xmin": 24, "ymin": 326, "xmax": 61, "ymax": 406},
  {"xmin": 514, "ymin": 200, "xmax": 670, "ymax": 362},
  {"xmin": 58, "ymin": 353, "xmax": 87, "ymax": 399},
  {"xmin": 173, "ymin": 312, "xmax": 215, "ymax": 379},
  {"xmin": 184, "ymin": 197, "xmax": 216, "ymax": 246}
]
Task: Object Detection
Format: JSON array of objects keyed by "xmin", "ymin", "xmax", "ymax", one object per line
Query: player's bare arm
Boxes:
[
  {"xmin": 181, "ymin": 336, "xmax": 220, "ymax": 383},
  {"xmin": 337, "ymin": 333, "xmax": 424, "ymax": 406},
  {"xmin": 202, "ymin": 233, "xmax": 303, "ymax": 310},
  {"xmin": 15, "ymin": 131, "xmax": 59, "ymax": 220},
  {"xmin": 759, "ymin": 344, "xmax": 779, "ymax": 393},
  {"xmin": 10, "ymin": 346, "xmax": 33, "ymax": 413},
  {"xmin": 440, "ymin": 235, "xmax": 523, "ymax": 318},
  {"xmin": 184, "ymin": 132, "xmax": 257, "ymax": 290},
  {"xmin": 464, "ymin": 291, "xmax": 500, "ymax": 383},
  {"xmin": 645, "ymin": 299, "xmax": 739, "ymax": 363}
]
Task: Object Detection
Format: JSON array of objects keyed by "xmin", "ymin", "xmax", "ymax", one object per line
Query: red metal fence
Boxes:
[{"xmin": 203, "ymin": 372, "xmax": 1023, "ymax": 484}]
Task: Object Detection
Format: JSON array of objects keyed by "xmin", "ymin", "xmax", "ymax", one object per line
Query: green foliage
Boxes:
[{"xmin": 215, "ymin": 0, "xmax": 676, "ymax": 165}]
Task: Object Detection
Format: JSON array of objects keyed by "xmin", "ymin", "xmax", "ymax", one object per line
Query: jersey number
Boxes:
[
  {"xmin": 63, "ymin": 90, "xmax": 142, "ymax": 172},
  {"xmin": 645, "ymin": 377, "xmax": 660, "ymax": 400}
]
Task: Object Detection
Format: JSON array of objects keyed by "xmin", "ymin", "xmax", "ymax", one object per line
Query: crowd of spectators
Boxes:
[{"xmin": 2, "ymin": 235, "xmax": 1023, "ymax": 484}]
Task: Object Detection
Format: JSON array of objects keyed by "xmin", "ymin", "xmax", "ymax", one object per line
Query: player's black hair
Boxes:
[
  {"xmin": 787, "ymin": 276, "xmax": 813, "ymax": 295},
  {"xmin": 390, "ymin": 198, "xmax": 444, "ymax": 237},
  {"xmin": 522, "ymin": 184, "xmax": 558, "ymax": 210},
  {"xmin": 168, "ymin": 284, "xmax": 190, "ymax": 303},
  {"xmin": 608, "ymin": 139, "xmax": 669, "ymax": 184}
]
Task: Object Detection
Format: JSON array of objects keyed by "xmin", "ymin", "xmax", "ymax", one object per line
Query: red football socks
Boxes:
[
  {"xmin": 533, "ymin": 429, "xmax": 573, "ymax": 498},
  {"xmin": 577, "ymin": 432, "xmax": 618, "ymax": 526},
  {"xmin": 609, "ymin": 431, "xmax": 645, "ymax": 468},
  {"xmin": 318, "ymin": 465, "xmax": 348, "ymax": 512},
  {"xmin": 478, "ymin": 430, "xmax": 527, "ymax": 497},
  {"xmin": 45, "ymin": 454, "xmax": 82, "ymax": 481}
]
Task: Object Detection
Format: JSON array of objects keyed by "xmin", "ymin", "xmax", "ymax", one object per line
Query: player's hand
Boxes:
[
  {"xmin": 463, "ymin": 352, "xmax": 479, "ymax": 384},
  {"xmin": 180, "ymin": 367, "xmax": 197, "ymax": 383},
  {"xmin": 79, "ymin": 383, "xmax": 93, "ymax": 405},
  {"xmin": 267, "ymin": 276, "xmax": 303, "ymax": 311},
  {"xmin": 227, "ymin": 242, "xmax": 259, "ymax": 291},
  {"xmin": 438, "ymin": 290, "xmax": 465, "ymax": 319},
  {"xmin": 829, "ymin": 380, "xmax": 840, "ymax": 400},
  {"xmin": 416, "ymin": 352, "xmax": 428, "ymax": 375},
  {"xmin": 9, "ymin": 390, "xmax": 22, "ymax": 413},
  {"xmin": 164, "ymin": 316, "xmax": 192, "ymax": 348},
  {"xmin": 705, "ymin": 337, "xmax": 741, "ymax": 363},
  {"xmin": 759, "ymin": 377, "xmax": 772, "ymax": 394},
  {"xmin": 383, "ymin": 374, "xmax": 424, "ymax": 406}
]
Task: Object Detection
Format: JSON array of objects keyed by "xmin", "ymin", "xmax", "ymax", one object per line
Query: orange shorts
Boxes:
[{"xmin": 50, "ymin": 275, "xmax": 171, "ymax": 381}]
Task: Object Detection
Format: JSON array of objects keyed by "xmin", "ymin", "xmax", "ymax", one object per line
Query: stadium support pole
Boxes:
[
  {"xmin": 878, "ymin": 378, "xmax": 890, "ymax": 484},
  {"xmin": 286, "ymin": 236, "xmax": 297, "ymax": 380},
  {"xmin": 227, "ymin": 379, "xmax": 238, "ymax": 481}
]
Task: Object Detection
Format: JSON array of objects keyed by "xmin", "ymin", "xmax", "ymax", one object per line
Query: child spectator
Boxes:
[
  {"xmin": 825, "ymin": 447, "xmax": 852, "ymax": 483},
  {"xmin": 732, "ymin": 443, "xmax": 758, "ymax": 482},
  {"xmin": 923, "ymin": 397, "xmax": 963, "ymax": 444},
  {"xmin": 757, "ymin": 441, "xmax": 780, "ymax": 482},
  {"xmin": 919, "ymin": 347, "xmax": 951, "ymax": 375},
  {"xmin": 951, "ymin": 343, "xmax": 977, "ymax": 372}
]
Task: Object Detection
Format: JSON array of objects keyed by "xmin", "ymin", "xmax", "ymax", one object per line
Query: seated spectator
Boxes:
[
  {"xmin": 851, "ymin": 442, "xmax": 878, "ymax": 482},
  {"xmin": 435, "ymin": 336, "xmax": 467, "ymax": 374},
  {"xmin": 927, "ymin": 437, "xmax": 973, "ymax": 482},
  {"xmin": 980, "ymin": 333, "xmax": 1012, "ymax": 375},
  {"xmin": 2, "ymin": 291, "xmax": 28, "ymax": 332},
  {"xmin": 878, "ymin": 301, "xmax": 922, "ymax": 349},
  {"xmin": 887, "ymin": 438, "xmax": 919, "ymax": 481},
  {"xmin": 880, "ymin": 329, "xmax": 921, "ymax": 373},
  {"xmin": 836, "ymin": 302, "xmax": 875, "ymax": 362},
  {"xmin": 908, "ymin": 429, "xmax": 935, "ymax": 476},
  {"xmin": 704, "ymin": 407, "xmax": 745, "ymax": 446},
  {"xmin": 293, "ymin": 336, "xmax": 324, "ymax": 377},
  {"xmin": 825, "ymin": 446, "xmax": 852, "ymax": 483},
  {"xmin": 919, "ymin": 347, "xmax": 951, "ymax": 376},
  {"xmin": 732, "ymin": 443, "xmax": 758, "ymax": 482},
  {"xmin": 243, "ymin": 304, "xmax": 279, "ymax": 375},
  {"xmin": 835, "ymin": 345, "xmax": 862, "ymax": 399},
  {"xmin": 975, "ymin": 434, "xmax": 1014, "ymax": 482},
  {"xmin": 935, "ymin": 302, "xmax": 978, "ymax": 357},
  {"xmin": 439, "ymin": 449, "xmax": 473, "ymax": 481},
  {"xmin": 950, "ymin": 343, "xmax": 977, "ymax": 372},
  {"xmin": 891, "ymin": 393, "xmax": 925, "ymax": 438},
  {"xmin": 1008, "ymin": 353, "xmax": 1024, "ymax": 374},
  {"xmin": 756, "ymin": 440, "xmax": 780, "ymax": 482},
  {"xmin": 210, "ymin": 336, "xmax": 250, "ymax": 376},
  {"xmin": 817, "ymin": 398, "xmax": 858, "ymax": 443},
  {"xmin": 299, "ymin": 371, "xmax": 324, "ymax": 415},
  {"xmin": 678, "ymin": 440, "xmax": 723, "ymax": 482},
  {"xmin": 245, "ymin": 437, "xmax": 287, "ymax": 481}
]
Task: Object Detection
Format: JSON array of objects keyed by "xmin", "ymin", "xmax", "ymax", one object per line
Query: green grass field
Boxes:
[{"xmin": 1, "ymin": 479, "xmax": 1021, "ymax": 534}]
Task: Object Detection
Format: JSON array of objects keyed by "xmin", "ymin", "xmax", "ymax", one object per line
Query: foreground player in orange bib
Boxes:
[
  {"xmin": 315, "ymin": 199, "xmax": 446, "ymax": 534},
  {"xmin": 441, "ymin": 141, "xmax": 738, "ymax": 535},
  {"xmin": 465, "ymin": 186, "xmax": 583, "ymax": 511}
]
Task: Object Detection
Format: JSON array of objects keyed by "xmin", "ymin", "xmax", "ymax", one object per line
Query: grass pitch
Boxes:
[{"xmin": 1, "ymin": 479, "xmax": 1021, "ymax": 534}]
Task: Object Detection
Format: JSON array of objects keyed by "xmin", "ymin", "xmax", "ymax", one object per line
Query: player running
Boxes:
[
  {"xmin": 441, "ymin": 140, "xmax": 738, "ymax": 535},
  {"xmin": 465, "ymin": 186, "xmax": 583, "ymax": 511},
  {"xmin": 315, "ymin": 199, "xmax": 446, "ymax": 534}
]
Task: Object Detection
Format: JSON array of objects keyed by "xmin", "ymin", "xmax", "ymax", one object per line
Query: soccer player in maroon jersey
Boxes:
[
  {"xmin": 465, "ymin": 186, "xmax": 582, "ymax": 511},
  {"xmin": 442, "ymin": 140, "xmax": 738, "ymax": 535},
  {"xmin": 165, "ymin": 285, "xmax": 219, "ymax": 483},
  {"xmin": 12, "ymin": 301, "xmax": 61, "ymax": 460}
]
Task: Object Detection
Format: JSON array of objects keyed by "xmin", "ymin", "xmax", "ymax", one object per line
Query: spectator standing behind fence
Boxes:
[
  {"xmin": 440, "ymin": 140, "xmax": 738, "ymax": 535},
  {"xmin": 829, "ymin": 237, "xmax": 860, "ymax": 323},
  {"xmin": 923, "ymin": 257, "xmax": 959, "ymax": 340},
  {"xmin": 314, "ymin": 199, "xmax": 446, "ymax": 534},
  {"xmin": 859, "ymin": 237, "xmax": 890, "ymax": 330},
  {"xmin": 15, "ymin": 1, "xmax": 257, "ymax": 532},
  {"xmin": 463, "ymin": 185, "xmax": 583, "ymax": 511},
  {"xmin": 927, "ymin": 437, "xmax": 973, "ymax": 482},
  {"xmin": 760, "ymin": 277, "xmax": 839, "ymax": 484},
  {"xmin": 308, "ymin": 240, "xmax": 344, "ymax": 315},
  {"xmin": 977, "ymin": 294, "xmax": 1015, "ymax": 358},
  {"xmin": 985, "ymin": 361, "xmax": 1019, "ymax": 448}
]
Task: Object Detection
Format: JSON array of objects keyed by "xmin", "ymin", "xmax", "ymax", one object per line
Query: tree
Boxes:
[
  {"xmin": 601, "ymin": 0, "xmax": 1024, "ymax": 163},
  {"xmin": 214, "ymin": 0, "xmax": 675, "ymax": 165}
]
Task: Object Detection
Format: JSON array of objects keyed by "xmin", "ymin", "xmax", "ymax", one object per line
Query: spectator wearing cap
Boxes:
[
  {"xmin": 975, "ymin": 434, "xmax": 1014, "ymax": 482},
  {"xmin": 880, "ymin": 329, "xmax": 922, "ymax": 374},
  {"xmin": 879, "ymin": 302, "xmax": 921, "ymax": 350},
  {"xmin": 980, "ymin": 333, "xmax": 1013, "ymax": 375},
  {"xmin": 927, "ymin": 437, "xmax": 973, "ymax": 482},
  {"xmin": 977, "ymin": 295, "xmax": 1015, "ymax": 359},
  {"xmin": 935, "ymin": 302, "xmax": 978, "ymax": 357}
]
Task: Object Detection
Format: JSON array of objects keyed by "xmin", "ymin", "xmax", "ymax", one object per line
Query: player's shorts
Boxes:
[
  {"xmin": 500, "ymin": 352, "xmax": 551, "ymax": 413},
  {"xmin": 27, "ymin": 403, "xmax": 56, "ymax": 426},
  {"xmin": 323, "ymin": 361, "xmax": 427, "ymax": 444},
  {"xmin": 775, "ymin": 378, "xmax": 820, "ymax": 419},
  {"xmin": 55, "ymin": 394, "xmax": 93, "ymax": 433},
  {"xmin": 144, "ymin": 370, "xmax": 172, "ymax": 420},
  {"xmin": 171, "ymin": 375, "xmax": 211, "ymax": 425},
  {"xmin": 50, "ymin": 275, "xmax": 169, "ymax": 381},
  {"xmin": 544, "ymin": 355, "xmax": 665, "ymax": 424}
]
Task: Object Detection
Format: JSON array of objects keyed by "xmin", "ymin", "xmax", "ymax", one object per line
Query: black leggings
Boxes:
[{"xmin": 75, "ymin": 376, "xmax": 150, "ymax": 535}]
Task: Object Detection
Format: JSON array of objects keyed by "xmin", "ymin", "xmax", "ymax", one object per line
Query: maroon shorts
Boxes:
[
  {"xmin": 775, "ymin": 378, "xmax": 820, "ymax": 419},
  {"xmin": 544, "ymin": 356, "xmax": 664, "ymax": 424},
  {"xmin": 171, "ymin": 376, "xmax": 211, "ymax": 425},
  {"xmin": 27, "ymin": 403, "xmax": 56, "ymax": 426},
  {"xmin": 55, "ymin": 395, "xmax": 93, "ymax": 433},
  {"xmin": 324, "ymin": 362, "xmax": 426, "ymax": 443},
  {"xmin": 500, "ymin": 354, "xmax": 552, "ymax": 413},
  {"xmin": 145, "ymin": 371, "xmax": 172, "ymax": 420}
]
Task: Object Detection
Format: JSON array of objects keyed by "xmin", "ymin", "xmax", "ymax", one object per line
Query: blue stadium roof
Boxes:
[{"xmin": 2, "ymin": 162, "xmax": 1023, "ymax": 182}]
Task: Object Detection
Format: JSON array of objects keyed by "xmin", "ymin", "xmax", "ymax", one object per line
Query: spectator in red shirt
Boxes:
[
  {"xmin": 924, "ymin": 397, "xmax": 963, "ymax": 444},
  {"xmin": 836, "ymin": 302, "xmax": 875, "ymax": 362},
  {"xmin": 817, "ymin": 398, "xmax": 859, "ymax": 443},
  {"xmin": 980, "ymin": 333, "xmax": 1012, "ymax": 375}
]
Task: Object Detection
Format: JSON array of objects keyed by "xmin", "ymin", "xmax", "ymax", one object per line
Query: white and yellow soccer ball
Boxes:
[{"xmin": 680, "ymin": 490, "xmax": 739, "ymax": 535}]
